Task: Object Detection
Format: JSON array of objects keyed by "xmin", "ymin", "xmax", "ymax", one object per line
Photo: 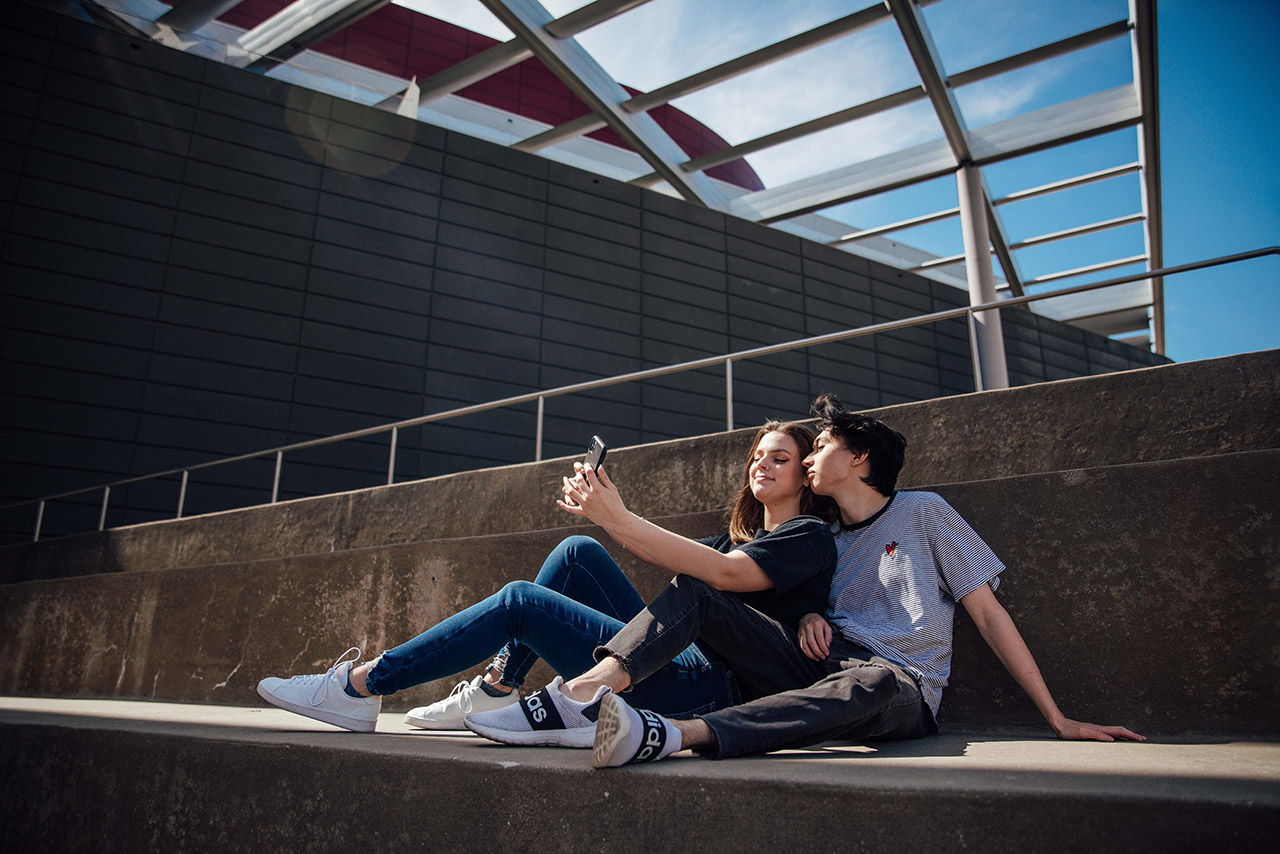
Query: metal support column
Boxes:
[
  {"xmin": 535, "ymin": 395, "xmax": 545, "ymax": 462},
  {"xmin": 956, "ymin": 165, "xmax": 1009, "ymax": 390},
  {"xmin": 98, "ymin": 486, "xmax": 111, "ymax": 531},
  {"xmin": 271, "ymin": 450, "xmax": 283, "ymax": 503},
  {"xmin": 387, "ymin": 426, "xmax": 398, "ymax": 486},
  {"xmin": 724, "ymin": 358, "xmax": 734, "ymax": 431}
]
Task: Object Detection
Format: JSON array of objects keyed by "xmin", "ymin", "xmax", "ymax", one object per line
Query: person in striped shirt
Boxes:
[{"xmin": 587, "ymin": 393, "xmax": 1144, "ymax": 767}]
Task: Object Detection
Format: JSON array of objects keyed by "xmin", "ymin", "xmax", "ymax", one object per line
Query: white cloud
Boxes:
[
  {"xmin": 954, "ymin": 68, "xmax": 1059, "ymax": 127},
  {"xmin": 393, "ymin": 0, "xmax": 513, "ymax": 41}
]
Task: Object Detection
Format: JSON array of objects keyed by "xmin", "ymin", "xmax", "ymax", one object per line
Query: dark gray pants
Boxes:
[{"xmin": 600, "ymin": 574, "xmax": 929, "ymax": 758}]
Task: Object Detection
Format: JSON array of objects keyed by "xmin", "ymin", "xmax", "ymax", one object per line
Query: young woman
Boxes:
[{"xmin": 256, "ymin": 421, "xmax": 837, "ymax": 736}]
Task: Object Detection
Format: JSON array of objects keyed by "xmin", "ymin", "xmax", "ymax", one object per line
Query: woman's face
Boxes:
[{"xmin": 748, "ymin": 431, "xmax": 808, "ymax": 506}]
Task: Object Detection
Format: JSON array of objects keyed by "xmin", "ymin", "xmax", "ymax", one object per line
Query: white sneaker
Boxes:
[
  {"xmin": 404, "ymin": 674, "xmax": 519, "ymax": 730},
  {"xmin": 592, "ymin": 692, "xmax": 681, "ymax": 768},
  {"xmin": 464, "ymin": 676, "xmax": 607, "ymax": 748},
  {"xmin": 256, "ymin": 648, "xmax": 382, "ymax": 733}
]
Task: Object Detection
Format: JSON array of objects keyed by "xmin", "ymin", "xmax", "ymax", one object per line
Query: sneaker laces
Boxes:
[
  {"xmin": 286, "ymin": 647, "xmax": 361, "ymax": 707},
  {"xmin": 488, "ymin": 649, "xmax": 510, "ymax": 680},
  {"xmin": 445, "ymin": 679, "xmax": 476, "ymax": 713}
]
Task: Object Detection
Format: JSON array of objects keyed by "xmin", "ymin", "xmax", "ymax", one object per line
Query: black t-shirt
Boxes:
[{"xmin": 697, "ymin": 515, "xmax": 836, "ymax": 630}]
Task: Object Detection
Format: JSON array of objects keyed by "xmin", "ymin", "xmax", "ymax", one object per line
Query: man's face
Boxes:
[{"xmin": 802, "ymin": 429, "xmax": 852, "ymax": 496}]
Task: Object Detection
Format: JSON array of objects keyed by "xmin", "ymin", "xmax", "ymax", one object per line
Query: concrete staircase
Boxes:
[{"xmin": 2, "ymin": 350, "xmax": 1277, "ymax": 852}]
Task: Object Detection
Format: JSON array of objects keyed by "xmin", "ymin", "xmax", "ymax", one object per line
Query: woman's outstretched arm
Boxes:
[{"xmin": 558, "ymin": 463, "xmax": 773, "ymax": 593}]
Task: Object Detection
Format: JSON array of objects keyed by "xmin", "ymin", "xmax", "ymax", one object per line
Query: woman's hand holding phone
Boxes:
[{"xmin": 558, "ymin": 460, "xmax": 628, "ymax": 527}]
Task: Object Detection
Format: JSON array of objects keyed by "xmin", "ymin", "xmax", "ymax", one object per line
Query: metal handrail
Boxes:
[{"xmin": 6, "ymin": 247, "xmax": 1276, "ymax": 541}]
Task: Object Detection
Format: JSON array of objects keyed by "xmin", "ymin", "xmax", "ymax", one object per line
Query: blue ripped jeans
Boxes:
[{"xmin": 363, "ymin": 536, "xmax": 738, "ymax": 719}]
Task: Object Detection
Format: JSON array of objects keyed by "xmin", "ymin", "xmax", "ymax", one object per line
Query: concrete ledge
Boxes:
[
  {"xmin": 3, "ymin": 350, "xmax": 1275, "ymax": 581},
  {"xmin": 934, "ymin": 449, "xmax": 1280, "ymax": 736},
  {"xmin": 2, "ymin": 698, "xmax": 1276, "ymax": 854},
  {"xmin": 1, "ymin": 452, "xmax": 1275, "ymax": 737},
  {"xmin": 0, "ymin": 512, "xmax": 724, "ymax": 714}
]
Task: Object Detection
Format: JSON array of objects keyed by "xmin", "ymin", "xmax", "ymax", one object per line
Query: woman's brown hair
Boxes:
[{"xmin": 727, "ymin": 420, "xmax": 838, "ymax": 543}]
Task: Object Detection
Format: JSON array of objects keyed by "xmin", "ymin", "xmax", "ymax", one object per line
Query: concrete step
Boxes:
[
  {"xmin": 2, "ymin": 697, "xmax": 1276, "ymax": 854},
  {"xmin": 2, "ymin": 451, "xmax": 1275, "ymax": 738},
  {"xmin": 3, "ymin": 350, "xmax": 1275, "ymax": 582},
  {"xmin": 0, "ymin": 513, "xmax": 720, "ymax": 718}
]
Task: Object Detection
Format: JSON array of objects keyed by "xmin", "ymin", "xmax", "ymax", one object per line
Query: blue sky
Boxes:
[
  {"xmin": 401, "ymin": 0, "xmax": 1277, "ymax": 363},
  {"xmin": 1156, "ymin": 0, "xmax": 1278, "ymax": 362}
]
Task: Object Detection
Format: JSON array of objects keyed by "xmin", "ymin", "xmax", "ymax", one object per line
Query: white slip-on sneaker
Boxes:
[
  {"xmin": 256, "ymin": 647, "xmax": 382, "ymax": 733},
  {"xmin": 404, "ymin": 674, "xmax": 519, "ymax": 730},
  {"xmin": 592, "ymin": 692, "xmax": 682, "ymax": 768},
  {"xmin": 464, "ymin": 676, "xmax": 606, "ymax": 748}
]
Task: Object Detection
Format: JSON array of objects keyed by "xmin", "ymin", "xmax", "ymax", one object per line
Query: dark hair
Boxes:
[
  {"xmin": 809, "ymin": 393, "xmax": 907, "ymax": 496},
  {"xmin": 728, "ymin": 420, "xmax": 839, "ymax": 543}
]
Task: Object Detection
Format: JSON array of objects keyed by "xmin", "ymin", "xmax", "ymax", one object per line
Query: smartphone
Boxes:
[{"xmin": 583, "ymin": 435, "xmax": 607, "ymax": 472}]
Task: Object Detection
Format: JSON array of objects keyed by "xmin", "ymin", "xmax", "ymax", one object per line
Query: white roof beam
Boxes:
[
  {"xmin": 477, "ymin": 0, "xmax": 726, "ymax": 208},
  {"xmin": 910, "ymin": 252, "xmax": 966, "ymax": 271},
  {"xmin": 421, "ymin": 40, "xmax": 532, "ymax": 105},
  {"xmin": 1009, "ymin": 213, "xmax": 1146, "ymax": 251},
  {"xmin": 237, "ymin": 0, "xmax": 389, "ymax": 71},
  {"xmin": 1026, "ymin": 254, "xmax": 1148, "ymax": 287},
  {"xmin": 683, "ymin": 86, "xmax": 927, "ymax": 175},
  {"xmin": 514, "ymin": 113, "xmax": 605, "ymax": 153},
  {"xmin": 981, "ymin": 170, "xmax": 1022, "ymax": 297},
  {"xmin": 948, "ymin": 20, "xmax": 1129, "ymax": 88},
  {"xmin": 1033, "ymin": 281, "xmax": 1153, "ymax": 327},
  {"xmin": 515, "ymin": 4, "xmax": 893, "ymax": 154},
  {"xmin": 728, "ymin": 137, "xmax": 958, "ymax": 223},
  {"xmin": 394, "ymin": 0, "xmax": 651, "ymax": 112},
  {"xmin": 543, "ymin": 0, "xmax": 654, "ymax": 38},
  {"xmin": 623, "ymin": 5, "xmax": 893, "ymax": 114},
  {"xmin": 1132, "ymin": 0, "xmax": 1164, "ymax": 352},
  {"xmin": 1067, "ymin": 306, "xmax": 1152, "ymax": 337},
  {"xmin": 969, "ymin": 85, "xmax": 1141, "ymax": 165},
  {"xmin": 993, "ymin": 162, "xmax": 1141, "ymax": 205},
  {"xmin": 156, "ymin": 0, "xmax": 246, "ymax": 34},
  {"xmin": 733, "ymin": 86, "xmax": 1144, "ymax": 225},
  {"xmin": 886, "ymin": 0, "xmax": 970, "ymax": 160},
  {"xmin": 832, "ymin": 206, "xmax": 960, "ymax": 245}
]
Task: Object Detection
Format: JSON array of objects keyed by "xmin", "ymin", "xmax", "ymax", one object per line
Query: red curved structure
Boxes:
[{"xmin": 220, "ymin": 1, "xmax": 765, "ymax": 191}]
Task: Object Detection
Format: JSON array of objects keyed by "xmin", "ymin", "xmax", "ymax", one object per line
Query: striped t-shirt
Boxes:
[{"xmin": 828, "ymin": 490, "xmax": 1004, "ymax": 720}]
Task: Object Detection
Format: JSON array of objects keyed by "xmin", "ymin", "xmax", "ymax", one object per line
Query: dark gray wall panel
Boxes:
[{"xmin": 0, "ymin": 5, "xmax": 1169, "ymax": 542}]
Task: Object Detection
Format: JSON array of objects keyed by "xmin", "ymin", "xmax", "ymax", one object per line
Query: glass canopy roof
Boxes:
[{"xmin": 92, "ymin": 0, "xmax": 1165, "ymax": 350}]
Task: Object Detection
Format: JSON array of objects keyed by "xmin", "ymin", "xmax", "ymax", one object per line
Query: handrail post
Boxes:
[
  {"xmin": 535, "ymin": 395, "xmax": 545, "ymax": 462},
  {"xmin": 724, "ymin": 358, "xmax": 734, "ymax": 431},
  {"xmin": 33, "ymin": 500, "xmax": 44, "ymax": 543},
  {"xmin": 966, "ymin": 309, "xmax": 985, "ymax": 392},
  {"xmin": 177, "ymin": 470, "xmax": 189, "ymax": 519},
  {"xmin": 98, "ymin": 486, "xmax": 110, "ymax": 532},
  {"xmin": 271, "ymin": 450, "xmax": 283, "ymax": 504},
  {"xmin": 387, "ymin": 426, "xmax": 398, "ymax": 486}
]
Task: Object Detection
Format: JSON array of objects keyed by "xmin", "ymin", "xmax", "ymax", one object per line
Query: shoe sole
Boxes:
[
  {"xmin": 592, "ymin": 693, "xmax": 633, "ymax": 768},
  {"xmin": 463, "ymin": 716, "xmax": 595, "ymax": 748},
  {"xmin": 256, "ymin": 682, "xmax": 378, "ymax": 733},
  {"xmin": 401, "ymin": 711, "xmax": 473, "ymax": 732},
  {"xmin": 404, "ymin": 695, "xmax": 521, "ymax": 731},
  {"xmin": 403, "ymin": 711, "xmax": 467, "ymax": 730}
]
